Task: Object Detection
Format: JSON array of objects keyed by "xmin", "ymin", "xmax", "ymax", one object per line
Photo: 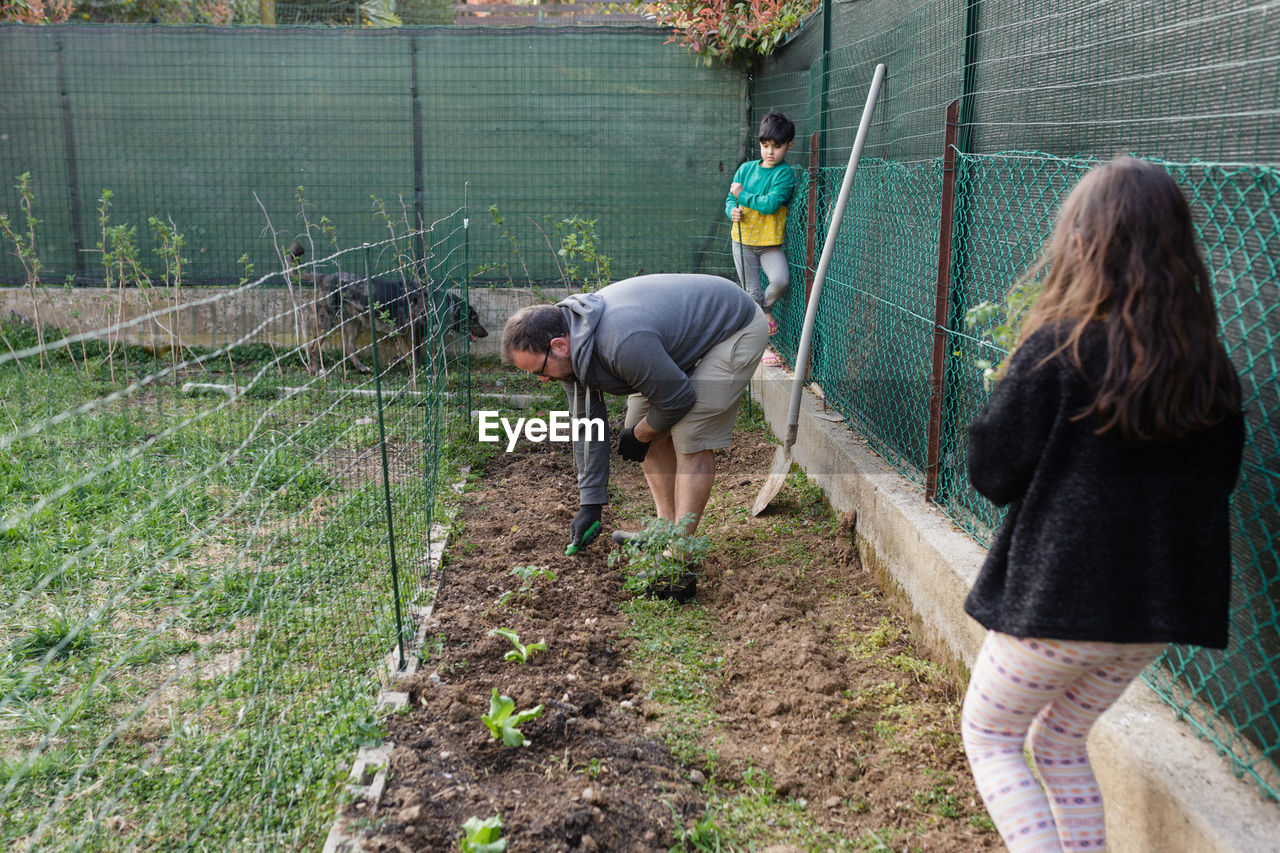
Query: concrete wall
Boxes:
[{"xmin": 750, "ymin": 365, "xmax": 1280, "ymax": 853}]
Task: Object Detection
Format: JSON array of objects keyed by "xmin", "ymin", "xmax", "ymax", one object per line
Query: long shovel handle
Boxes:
[{"xmin": 785, "ymin": 62, "xmax": 886, "ymax": 449}]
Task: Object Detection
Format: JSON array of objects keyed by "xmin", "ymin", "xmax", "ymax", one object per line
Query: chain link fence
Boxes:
[{"xmin": 765, "ymin": 87, "xmax": 1277, "ymax": 818}]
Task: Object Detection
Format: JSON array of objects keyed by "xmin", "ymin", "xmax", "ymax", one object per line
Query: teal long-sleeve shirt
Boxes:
[{"xmin": 724, "ymin": 159, "xmax": 797, "ymax": 217}]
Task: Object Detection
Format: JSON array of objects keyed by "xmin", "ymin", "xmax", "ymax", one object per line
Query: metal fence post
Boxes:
[
  {"xmin": 54, "ymin": 35, "xmax": 85, "ymax": 283},
  {"xmin": 365, "ymin": 245, "xmax": 409, "ymax": 671},
  {"xmin": 804, "ymin": 130, "xmax": 820, "ymax": 304},
  {"xmin": 925, "ymin": 100, "xmax": 961, "ymax": 503},
  {"xmin": 411, "ymin": 35, "xmax": 426, "ymax": 271}
]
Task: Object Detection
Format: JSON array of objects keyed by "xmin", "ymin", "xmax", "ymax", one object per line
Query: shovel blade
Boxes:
[{"xmin": 751, "ymin": 446, "xmax": 793, "ymax": 516}]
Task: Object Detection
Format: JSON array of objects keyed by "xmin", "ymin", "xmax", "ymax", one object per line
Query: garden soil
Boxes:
[{"xmin": 351, "ymin": 435, "xmax": 1000, "ymax": 852}]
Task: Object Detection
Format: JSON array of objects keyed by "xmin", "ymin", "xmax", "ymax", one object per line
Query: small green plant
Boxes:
[
  {"xmin": 12, "ymin": 611, "xmax": 94, "ymax": 660},
  {"xmin": 668, "ymin": 799, "xmax": 726, "ymax": 851},
  {"xmin": 481, "ymin": 688, "xmax": 543, "ymax": 747},
  {"xmin": 422, "ymin": 632, "xmax": 446, "ymax": 661},
  {"xmin": 509, "ymin": 564, "xmax": 554, "ymax": 585},
  {"xmin": 553, "ymin": 214, "xmax": 612, "ymax": 293},
  {"xmin": 913, "ymin": 772, "xmax": 961, "ymax": 818},
  {"xmin": 481, "ymin": 204, "xmax": 530, "ymax": 286},
  {"xmin": 607, "ymin": 515, "xmax": 711, "ymax": 596},
  {"xmin": 489, "ymin": 627, "xmax": 546, "ymax": 664},
  {"xmin": 498, "ymin": 564, "xmax": 554, "ymax": 609},
  {"xmin": 964, "ymin": 279, "xmax": 1042, "ymax": 387},
  {"xmin": 0, "ymin": 172, "xmax": 45, "ymax": 371},
  {"xmin": 482, "ymin": 205, "xmax": 614, "ymax": 294},
  {"xmin": 458, "ymin": 814, "xmax": 507, "ymax": 852},
  {"xmin": 849, "ymin": 617, "xmax": 900, "ymax": 658}
]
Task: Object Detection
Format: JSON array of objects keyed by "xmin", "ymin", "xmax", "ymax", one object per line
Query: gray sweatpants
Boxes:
[{"xmin": 730, "ymin": 242, "xmax": 790, "ymax": 311}]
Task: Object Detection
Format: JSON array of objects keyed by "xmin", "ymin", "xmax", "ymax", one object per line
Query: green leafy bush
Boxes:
[
  {"xmin": 644, "ymin": 0, "xmax": 819, "ymax": 67},
  {"xmin": 963, "ymin": 280, "xmax": 1042, "ymax": 387},
  {"xmin": 606, "ymin": 514, "xmax": 710, "ymax": 595}
]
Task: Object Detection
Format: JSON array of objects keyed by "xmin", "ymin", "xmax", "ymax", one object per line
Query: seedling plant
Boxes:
[
  {"xmin": 607, "ymin": 514, "xmax": 711, "ymax": 596},
  {"xmin": 498, "ymin": 564, "xmax": 554, "ymax": 609},
  {"xmin": 481, "ymin": 688, "xmax": 543, "ymax": 747},
  {"xmin": 489, "ymin": 627, "xmax": 546, "ymax": 663},
  {"xmin": 509, "ymin": 564, "xmax": 554, "ymax": 585},
  {"xmin": 458, "ymin": 814, "xmax": 507, "ymax": 852}
]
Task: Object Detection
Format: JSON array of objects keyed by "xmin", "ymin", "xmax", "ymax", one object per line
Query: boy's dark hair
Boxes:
[{"xmin": 758, "ymin": 112, "xmax": 795, "ymax": 145}]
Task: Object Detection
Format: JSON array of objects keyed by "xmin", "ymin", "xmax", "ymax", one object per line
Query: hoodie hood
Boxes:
[{"xmin": 557, "ymin": 291, "xmax": 606, "ymax": 385}]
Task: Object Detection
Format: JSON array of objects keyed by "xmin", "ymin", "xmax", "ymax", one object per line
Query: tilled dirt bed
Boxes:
[{"xmin": 351, "ymin": 433, "xmax": 998, "ymax": 851}]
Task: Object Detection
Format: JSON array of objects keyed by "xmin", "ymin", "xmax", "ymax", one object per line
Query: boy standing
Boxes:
[{"xmin": 726, "ymin": 112, "xmax": 796, "ymax": 343}]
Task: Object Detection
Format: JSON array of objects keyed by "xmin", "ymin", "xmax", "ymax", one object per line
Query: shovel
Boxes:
[{"xmin": 752, "ymin": 62, "xmax": 887, "ymax": 517}]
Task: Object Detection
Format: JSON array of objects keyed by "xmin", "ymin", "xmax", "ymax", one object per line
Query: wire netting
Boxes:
[
  {"xmin": 941, "ymin": 153, "xmax": 1280, "ymax": 799},
  {"xmin": 756, "ymin": 0, "xmax": 1279, "ymax": 801},
  {"xmin": 0, "ymin": 213, "xmax": 482, "ymax": 847}
]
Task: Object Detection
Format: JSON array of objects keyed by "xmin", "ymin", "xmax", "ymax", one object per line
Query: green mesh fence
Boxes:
[
  {"xmin": 753, "ymin": 0, "xmax": 1279, "ymax": 802},
  {"xmin": 0, "ymin": 25, "xmax": 744, "ymax": 289},
  {"xmin": 0, "ymin": 209, "xmax": 477, "ymax": 847},
  {"xmin": 771, "ymin": 148, "xmax": 1280, "ymax": 799},
  {"xmin": 943, "ymin": 153, "xmax": 1280, "ymax": 798},
  {"xmin": 2, "ymin": 0, "xmax": 1279, "ymax": 834}
]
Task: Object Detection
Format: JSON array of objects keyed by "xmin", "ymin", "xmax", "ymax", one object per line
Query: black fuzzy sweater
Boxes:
[{"xmin": 964, "ymin": 323, "xmax": 1244, "ymax": 648}]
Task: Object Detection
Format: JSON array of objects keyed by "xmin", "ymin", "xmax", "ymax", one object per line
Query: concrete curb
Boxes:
[{"xmin": 749, "ymin": 364, "xmax": 1280, "ymax": 853}]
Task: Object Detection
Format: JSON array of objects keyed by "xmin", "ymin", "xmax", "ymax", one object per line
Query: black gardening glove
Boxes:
[
  {"xmin": 616, "ymin": 427, "xmax": 650, "ymax": 463},
  {"xmin": 567, "ymin": 504, "xmax": 603, "ymax": 555}
]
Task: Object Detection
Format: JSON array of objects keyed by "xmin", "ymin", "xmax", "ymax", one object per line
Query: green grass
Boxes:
[
  {"xmin": 0, "ymin": 319, "xmax": 473, "ymax": 850},
  {"xmin": 622, "ymin": 597, "xmax": 723, "ymax": 771},
  {"xmin": 671, "ymin": 768, "xmax": 914, "ymax": 852}
]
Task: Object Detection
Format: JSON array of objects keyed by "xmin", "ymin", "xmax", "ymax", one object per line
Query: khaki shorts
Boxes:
[{"xmin": 624, "ymin": 306, "xmax": 769, "ymax": 454}]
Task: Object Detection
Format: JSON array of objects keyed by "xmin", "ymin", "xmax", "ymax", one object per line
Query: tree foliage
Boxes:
[
  {"xmin": 643, "ymin": 0, "xmax": 818, "ymax": 67},
  {"xmin": 1, "ymin": 0, "xmax": 73, "ymax": 23}
]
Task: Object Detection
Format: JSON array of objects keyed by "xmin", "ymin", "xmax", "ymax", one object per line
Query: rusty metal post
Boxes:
[
  {"xmin": 925, "ymin": 100, "xmax": 961, "ymax": 503},
  {"xmin": 804, "ymin": 130, "xmax": 820, "ymax": 304}
]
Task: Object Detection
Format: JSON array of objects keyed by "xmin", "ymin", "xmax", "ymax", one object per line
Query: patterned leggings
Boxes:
[{"xmin": 961, "ymin": 631, "xmax": 1163, "ymax": 852}]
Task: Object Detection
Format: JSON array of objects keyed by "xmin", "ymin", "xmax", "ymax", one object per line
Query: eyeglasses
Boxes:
[{"xmin": 534, "ymin": 347, "xmax": 552, "ymax": 378}]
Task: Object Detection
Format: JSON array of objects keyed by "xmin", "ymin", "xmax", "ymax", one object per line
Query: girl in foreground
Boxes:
[{"xmin": 961, "ymin": 156, "xmax": 1245, "ymax": 852}]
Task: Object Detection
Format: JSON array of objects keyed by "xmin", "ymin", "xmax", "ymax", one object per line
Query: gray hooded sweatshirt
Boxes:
[{"xmin": 557, "ymin": 274, "xmax": 758, "ymax": 506}]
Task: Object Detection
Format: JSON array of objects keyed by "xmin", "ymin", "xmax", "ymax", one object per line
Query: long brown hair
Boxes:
[{"xmin": 1014, "ymin": 156, "xmax": 1240, "ymax": 440}]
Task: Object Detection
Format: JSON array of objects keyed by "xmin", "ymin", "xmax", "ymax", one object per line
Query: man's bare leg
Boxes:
[
  {"xmin": 672, "ymin": 449, "xmax": 715, "ymax": 535},
  {"xmin": 640, "ymin": 438, "xmax": 715, "ymax": 536},
  {"xmin": 641, "ymin": 435, "xmax": 678, "ymax": 522}
]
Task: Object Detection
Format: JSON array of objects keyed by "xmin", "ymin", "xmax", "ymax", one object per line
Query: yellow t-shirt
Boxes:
[
  {"xmin": 727, "ymin": 158, "xmax": 797, "ymax": 247},
  {"xmin": 735, "ymin": 205, "xmax": 788, "ymax": 246}
]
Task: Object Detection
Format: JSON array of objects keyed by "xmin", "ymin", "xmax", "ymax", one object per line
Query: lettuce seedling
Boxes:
[
  {"xmin": 481, "ymin": 688, "xmax": 543, "ymax": 747},
  {"xmin": 490, "ymin": 627, "xmax": 546, "ymax": 664},
  {"xmin": 458, "ymin": 814, "xmax": 507, "ymax": 852}
]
